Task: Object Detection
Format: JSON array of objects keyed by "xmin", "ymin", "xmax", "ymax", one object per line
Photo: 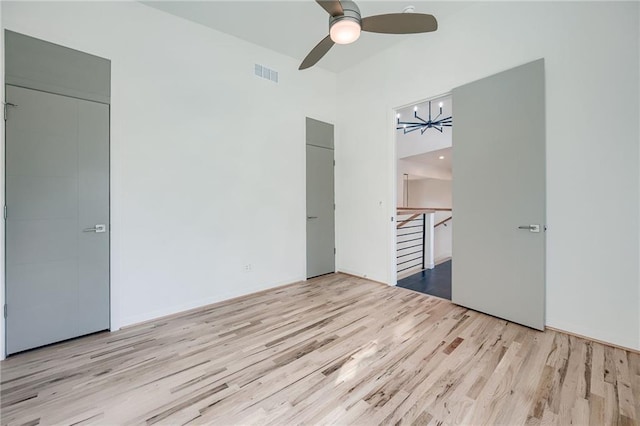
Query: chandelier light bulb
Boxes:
[
  {"xmin": 330, "ymin": 19, "xmax": 361, "ymax": 45},
  {"xmin": 439, "ymin": 102, "xmax": 444, "ymax": 108},
  {"xmin": 414, "ymin": 106, "xmax": 418, "ymax": 112}
]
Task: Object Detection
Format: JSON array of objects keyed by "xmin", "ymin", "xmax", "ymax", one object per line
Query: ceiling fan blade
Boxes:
[
  {"xmin": 361, "ymin": 13, "xmax": 438, "ymax": 34},
  {"xmin": 316, "ymin": 0, "xmax": 344, "ymax": 17},
  {"xmin": 299, "ymin": 35, "xmax": 335, "ymax": 70}
]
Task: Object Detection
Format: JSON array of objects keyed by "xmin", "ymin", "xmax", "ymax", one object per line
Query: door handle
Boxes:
[
  {"xmin": 83, "ymin": 224, "xmax": 106, "ymax": 233},
  {"xmin": 518, "ymin": 224, "xmax": 540, "ymax": 233},
  {"xmin": 307, "ymin": 216, "xmax": 318, "ymax": 219}
]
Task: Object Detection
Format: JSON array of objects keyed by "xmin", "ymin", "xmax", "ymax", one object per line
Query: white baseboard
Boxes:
[
  {"xmin": 120, "ymin": 276, "xmax": 304, "ymax": 329},
  {"xmin": 547, "ymin": 320, "xmax": 640, "ymax": 353},
  {"xmin": 335, "ymin": 267, "xmax": 387, "ymax": 285}
]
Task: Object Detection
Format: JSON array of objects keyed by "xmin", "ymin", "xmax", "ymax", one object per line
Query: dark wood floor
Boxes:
[
  {"xmin": 1, "ymin": 273, "xmax": 638, "ymax": 425},
  {"xmin": 397, "ymin": 260, "xmax": 452, "ymax": 300}
]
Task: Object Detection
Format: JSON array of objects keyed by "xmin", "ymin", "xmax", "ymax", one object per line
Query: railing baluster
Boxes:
[
  {"xmin": 421, "ymin": 213, "xmax": 426, "ymax": 270},
  {"xmin": 397, "ymin": 207, "xmax": 450, "ymax": 276}
]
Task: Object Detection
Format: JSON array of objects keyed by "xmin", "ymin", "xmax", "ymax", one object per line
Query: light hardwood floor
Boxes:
[{"xmin": 1, "ymin": 273, "xmax": 639, "ymax": 425}]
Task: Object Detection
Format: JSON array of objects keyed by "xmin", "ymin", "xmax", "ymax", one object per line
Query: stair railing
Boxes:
[{"xmin": 396, "ymin": 207, "xmax": 451, "ymax": 277}]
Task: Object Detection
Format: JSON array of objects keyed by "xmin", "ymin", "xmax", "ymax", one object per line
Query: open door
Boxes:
[{"xmin": 452, "ymin": 59, "xmax": 545, "ymax": 330}]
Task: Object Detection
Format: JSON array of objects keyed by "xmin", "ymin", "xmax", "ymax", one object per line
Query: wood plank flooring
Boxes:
[{"xmin": 1, "ymin": 273, "xmax": 639, "ymax": 425}]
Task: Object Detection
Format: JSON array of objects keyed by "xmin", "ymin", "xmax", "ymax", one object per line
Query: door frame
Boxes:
[
  {"xmin": 2, "ymin": 30, "xmax": 112, "ymax": 357},
  {"xmin": 305, "ymin": 116, "xmax": 336, "ymax": 279},
  {"xmin": 388, "ymin": 92, "xmax": 452, "ymax": 287}
]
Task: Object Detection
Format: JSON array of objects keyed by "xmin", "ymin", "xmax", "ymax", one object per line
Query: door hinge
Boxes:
[
  {"xmin": 334, "ymin": 248, "xmax": 336, "ymax": 255},
  {"xmin": 3, "ymin": 102, "xmax": 17, "ymax": 121},
  {"xmin": 3, "ymin": 205, "xmax": 6, "ymax": 220},
  {"xmin": 4, "ymin": 304, "xmax": 6, "ymax": 319}
]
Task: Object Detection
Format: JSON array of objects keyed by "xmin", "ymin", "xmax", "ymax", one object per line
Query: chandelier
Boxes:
[{"xmin": 396, "ymin": 101, "xmax": 452, "ymax": 135}]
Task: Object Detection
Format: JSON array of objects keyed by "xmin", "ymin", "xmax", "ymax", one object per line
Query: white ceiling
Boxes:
[
  {"xmin": 403, "ymin": 146, "xmax": 451, "ymax": 177},
  {"xmin": 141, "ymin": 1, "xmax": 474, "ymax": 73},
  {"xmin": 397, "ymin": 94, "xmax": 452, "ymax": 122}
]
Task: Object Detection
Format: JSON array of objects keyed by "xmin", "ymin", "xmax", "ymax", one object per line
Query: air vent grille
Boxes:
[{"xmin": 254, "ymin": 64, "xmax": 278, "ymax": 83}]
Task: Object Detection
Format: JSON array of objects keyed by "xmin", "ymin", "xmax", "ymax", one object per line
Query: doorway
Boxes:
[
  {"xmin": 306, "ymin": 117, "xmax": 335, "ymax": 279},
  {"xmin": 4, "ymin": 31, "xmax": 111, "ymax": 354},
  {"xmin": 392, "ymin": 59, "xmax": 546, "ymax": 330},
  {"xmin": 395, "ymin": 95, "xmax": 453, "ymax": 300}
]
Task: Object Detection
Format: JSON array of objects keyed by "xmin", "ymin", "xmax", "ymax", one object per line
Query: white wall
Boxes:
[
  {"xmin": 396, "ymin": 121, "xmax": 452, "ymax": 160},
  {"xmin": 2, "ymin": 1, "xmax": 638, "ymax": 355},
  {"xmin": 399, "ymin": 158, "xmax": 452, "ymax": 183},
  {"xmin": 1, "ymin": 0, "xmax": 336, "ymax": 350},
  {"xmin": 396, "ymin": 161, "xmax": 451, "ymax": 207},
  {"xmin": 336, "ymin": 2, "xmax": 640, "ymax": 349},
  {"xmin": 408, "ymin": 178, "xmax": 452, "ymax": 263}
]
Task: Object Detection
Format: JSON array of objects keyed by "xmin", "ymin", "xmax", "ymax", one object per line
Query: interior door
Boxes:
[
  {"xmin": 306, "ymin": 118, "xmax": 335, "ymax": 278},
  {"xmin": 5, "ymin": 85, "xmax": 110, "ymax": 354},
  {"xmin": 452, "ymin": 59, "xmax": 545, "ymax": 330}
]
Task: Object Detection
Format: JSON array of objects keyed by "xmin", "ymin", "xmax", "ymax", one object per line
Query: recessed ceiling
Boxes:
[
  {"xmin": 404, "ymin": 146, "xmax": 452, "ymax": 176},
  {"xmin": 396, "ymin": 94, "xmax": 452, "ymax": 160},
  {"xmin": 397, "ymin": 94, "xmax": 452, "ymax": 123},
  {"xmin": 141, "ymin": 1, "xmax": 474, "ymax": 73}
]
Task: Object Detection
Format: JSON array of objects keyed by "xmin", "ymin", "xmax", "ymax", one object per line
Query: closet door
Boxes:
[{"xmin": 5, "ymin": 85, "xmax": 110, "ymax": 354}]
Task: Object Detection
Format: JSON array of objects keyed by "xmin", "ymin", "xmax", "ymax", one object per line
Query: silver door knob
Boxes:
[
  {"xmin": 518, "ymin": 224, "xmax": 540, "ymax": 233},
  {"xmin": 83, "ymin": 224, "xmax": 106, "ymax": 233},
  {"xmin": 307, "ymin": 216, "xmax": 318, "ymax": 220}
]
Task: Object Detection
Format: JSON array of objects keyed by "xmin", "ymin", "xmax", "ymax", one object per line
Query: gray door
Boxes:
[
  {"xmin": 452, "ymin": 59, "xmax": 545, "ymax": 330},
  {"xmin": 306, "ymin": 118, "xmax": 335, "ymax": 278},
  {"xmin": 5, "ymin": 85, "xmax": 110, "ymax": 354}
]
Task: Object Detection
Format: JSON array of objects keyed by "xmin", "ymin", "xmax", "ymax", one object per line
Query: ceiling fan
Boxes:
[{"xmin": 299, "ymin": 0, "xmax": 438, "ymax": 70}]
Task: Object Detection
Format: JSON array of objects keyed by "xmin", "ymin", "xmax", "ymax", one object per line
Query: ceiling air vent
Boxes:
[{"xmin": 254, "ymin": 64, "xmax": 278, "ymax": 83}]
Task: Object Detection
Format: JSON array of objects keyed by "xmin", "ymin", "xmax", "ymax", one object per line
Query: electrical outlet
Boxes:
[{"xmin": 243, "ymin": 264, "xmax": 252, "ymax": 272}]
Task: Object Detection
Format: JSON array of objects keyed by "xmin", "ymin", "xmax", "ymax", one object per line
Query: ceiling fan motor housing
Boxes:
[{"xmin": 329, "ymin": 0, "xmax": 362, "ymax": 28}]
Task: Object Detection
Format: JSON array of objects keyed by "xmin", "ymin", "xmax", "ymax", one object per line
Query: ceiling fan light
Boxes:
[{"xmin": 330, "ymin": 19, "xmax": 361, "ymax": 45}]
